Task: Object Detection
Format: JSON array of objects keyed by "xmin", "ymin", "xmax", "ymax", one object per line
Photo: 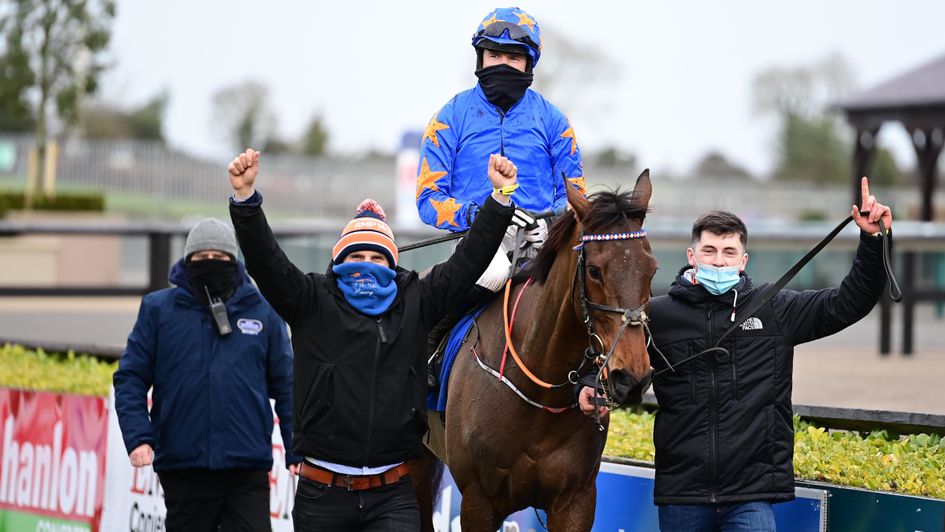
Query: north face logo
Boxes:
[{"xmin": 739, "ymin": 317, "xmax": 764, "ymax": 331}]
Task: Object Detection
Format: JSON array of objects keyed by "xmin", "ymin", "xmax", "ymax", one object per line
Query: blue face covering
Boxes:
[
  {"xmin": 332, "ymin": 261, "xmax": 398, "ymax": 316},
  {"xmin": 695, "ymin": 262, "xmax": 741, "ymax": 296}
]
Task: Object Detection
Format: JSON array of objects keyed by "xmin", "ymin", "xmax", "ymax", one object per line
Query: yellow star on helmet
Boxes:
[
  {"xmin": 481, "ymin": 12, "xmax": 500, "ymax": 28},
  {"xmin": 416, "ymin": 157, "xmax": 447, "ymax": 200},
  {"xmin": 421, "ymin": 115, "xmax": 450, "ymax": 149},
  {"xmin": 515, "ymin": 11, "xmax": 537, "ymax": 31},
  {"xmin": 567, "ymin": 176, "xmax": 587, "ymax": 195},
  {"xmin": 560, "ymin": 119, "xmax": 578, "ymax": 156},
  {"xmin": 430, "ymin": 198, "xmax": 462, "ymax": 228}
]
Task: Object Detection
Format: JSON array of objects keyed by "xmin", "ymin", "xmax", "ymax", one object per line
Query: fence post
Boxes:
[{"xmin": 148, "ymin": 231, "xmax": 171, "ymax": 293}]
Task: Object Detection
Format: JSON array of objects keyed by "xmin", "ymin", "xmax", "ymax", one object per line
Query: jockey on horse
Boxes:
[{"xmin": 416, "ymin": 6, "xmax": 586, "ymax": 292}]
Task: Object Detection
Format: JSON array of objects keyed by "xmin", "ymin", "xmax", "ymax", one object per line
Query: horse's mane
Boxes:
[{"xmin": 516, "ymin": 187, "xmax": 649, "ymax": 284}]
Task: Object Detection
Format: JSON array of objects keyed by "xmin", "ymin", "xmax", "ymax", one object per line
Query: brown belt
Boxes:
[{"xmin": 299, "ymin": 462, "xmax": 411, "ymax": 491}]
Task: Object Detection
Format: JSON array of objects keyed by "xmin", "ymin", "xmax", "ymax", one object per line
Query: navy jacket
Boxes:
[{"xmin": 113, "ymin": 259, "xmax": 297, "ymax": 472}]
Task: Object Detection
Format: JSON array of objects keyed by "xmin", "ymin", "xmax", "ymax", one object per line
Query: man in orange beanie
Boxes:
[{"xmin": 227, "ymin": 148, "xmax": 517, "ymax": 531}]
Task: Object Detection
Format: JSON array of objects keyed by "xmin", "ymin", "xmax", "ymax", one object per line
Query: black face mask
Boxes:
[
  {"xmin": 185, "ymin": 258, "xmax": 238, "ymax": 302},
  {"xmin": 475, "ymin": 64, "xmax": 534, "ymax": 113}
]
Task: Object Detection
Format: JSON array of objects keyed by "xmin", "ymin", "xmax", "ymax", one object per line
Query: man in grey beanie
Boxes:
[{"xmin": 114, "ymin": 218, "xmax": 300, "ymax": 532}]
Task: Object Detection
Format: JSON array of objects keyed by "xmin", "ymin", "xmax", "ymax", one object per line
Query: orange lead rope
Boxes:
[{"xmin": 501, "ymin": 278, "xmax": 555, "ymax": 389}]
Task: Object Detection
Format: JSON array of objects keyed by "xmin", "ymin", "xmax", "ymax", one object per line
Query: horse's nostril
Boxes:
[{"xmin": 609, "ymin": 369, "xmax": 650, "ymax": 405}]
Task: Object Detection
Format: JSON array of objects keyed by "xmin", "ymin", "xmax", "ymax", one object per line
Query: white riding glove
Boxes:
[
  {"xmin": 523, "ymin": 219, "xmax": 548, "ymax": 246},
  {"xmin": 475, "ymin": 248, "xmax": 512, "ymax": 292}
]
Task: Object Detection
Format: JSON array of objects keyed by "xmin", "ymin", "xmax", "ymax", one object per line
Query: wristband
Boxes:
[{"xmin": 494, "ymin": 183, "xmax": 519, "ymax": 196}]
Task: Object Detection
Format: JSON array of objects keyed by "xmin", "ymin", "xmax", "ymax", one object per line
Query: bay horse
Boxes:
[{"xmin": 415, "ymin": 170, "xmax": 657, "ymax": 531}]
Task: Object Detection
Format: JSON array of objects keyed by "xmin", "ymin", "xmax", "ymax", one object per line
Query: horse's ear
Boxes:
[
  {"xmin": 634, "ymin": 169, "xmax": 652, "ymax": 207},
  {"xmin": 566, "ymin": 182, "xmax": 591, "ymax": 225}
]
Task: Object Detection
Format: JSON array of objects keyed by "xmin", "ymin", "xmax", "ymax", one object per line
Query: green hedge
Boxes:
[
  {"xmin": 0, "ymin": 343, "xmax": 116, "ymax": 396},
  {"xmin": 605, "ymin": 410, "xmax": 945, "ymax": 500},
  {"xmin": 0, "ymin": 190, "xmax": 105, "ymax": 217}
]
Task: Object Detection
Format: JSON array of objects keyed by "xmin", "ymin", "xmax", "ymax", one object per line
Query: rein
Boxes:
[
  {"xmin": 653, "ymin": 213, "xmax": 901, "ymax": 377},
  {"xmin": 398, "ymin": 210, "xmax": 556, "ymax": 253},
  {"xmin": 472, "ymin": 278, "xmax": 577, "ymax": 413}
]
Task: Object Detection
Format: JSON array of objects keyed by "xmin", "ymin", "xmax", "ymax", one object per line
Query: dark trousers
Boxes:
[
  {"xmin": 292, "ymin": 476, "xmax": 420, "ymax": 532},
  {"xmin": 159, "ymin": 468, "xmax": 271, "ymax": 532}
]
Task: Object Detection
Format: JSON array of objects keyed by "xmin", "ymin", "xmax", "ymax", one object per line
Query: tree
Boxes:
[
  {"xmin": 752, "ymin": 54, "xmax": 861, "ymax": 183},
  {"xmin": 300, "ymin": 113, "xmax": 329, "ymax": 156},
  {"xmin": 692, "ymin": 151, "xmax": 753, "ymax": 180},
  {"xmin": 532, "ymin": 26, "xmax": 619, "ymax": 130},
  {"xmin": 0, "ymin": 15, "xmax": 35, "ymax": 132},
  {"xmin": 2, "ymin": 0, "xmax": 116, "ymax": 201},
  {"xmin": 776, "ymin": 112, "xmax": 850, "ymax": 182},
  {"xmin": 868, "ymin": 148, "xmax": 899, "ymax": 187},
  {"xmin": 127, "ymin": 90, "xmax": 168, "ymax": 142},
  {"xmin": 81, "ymin": 90, "xmax": 169, "ymax": 142},
  {"xmin": 211, "ymin": 80, "xmax": 277, "ymax": 151},
  {"xmin": 593, "ymin": 145, "xmax": 635, "ymax": 169}
]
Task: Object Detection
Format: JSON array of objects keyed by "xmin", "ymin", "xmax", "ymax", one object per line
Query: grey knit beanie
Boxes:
[{"xmin": 184, "ymin": 218, "xmax": 238, "ymax": 259}]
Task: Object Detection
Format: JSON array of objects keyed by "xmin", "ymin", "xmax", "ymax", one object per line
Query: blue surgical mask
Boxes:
[{"xmin": 695, "ymin": 262, "xmax": 741, "ymax": 295}]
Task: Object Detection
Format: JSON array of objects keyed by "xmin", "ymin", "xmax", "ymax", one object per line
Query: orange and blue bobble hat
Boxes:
[{"xmin": 331, "ymin": 199, "xmax": 398, "ymax": 268}]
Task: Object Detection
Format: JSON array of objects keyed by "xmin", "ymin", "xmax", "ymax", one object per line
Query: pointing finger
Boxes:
[{"xmin": 860, "ymin": 177, "xmax": 870, "ymax": 209}]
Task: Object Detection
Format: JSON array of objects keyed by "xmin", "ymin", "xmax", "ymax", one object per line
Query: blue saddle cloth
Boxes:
[{"xmin": 426, "ymin": 305, "xmax": 487, "ymax": 412}]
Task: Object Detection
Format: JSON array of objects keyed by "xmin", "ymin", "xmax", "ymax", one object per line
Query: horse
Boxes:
[{"xmin": 413, "ymin": 170, "xmax": 657, "ymax": 531}]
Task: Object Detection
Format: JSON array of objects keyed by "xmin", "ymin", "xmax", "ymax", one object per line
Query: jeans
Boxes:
[
  {"xmin": 292, "ymin": 476, "xmax": 420, "ymax": 532},
  {"xmin": 658, "ymin": 501, "xmax": 776, "ymax": 532}
]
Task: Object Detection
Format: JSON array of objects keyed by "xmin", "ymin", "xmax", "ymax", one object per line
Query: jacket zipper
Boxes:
[
  {"xmin": 498, "ymin": 109, "xmax": 506, "ymax": 156},
  {"xmin": 363, "ymin": 318, "xmax": 387, "ymax": 465},
  {"xmin": 706, "ymin": 305, "xmax": 718, "ymax": 503}
]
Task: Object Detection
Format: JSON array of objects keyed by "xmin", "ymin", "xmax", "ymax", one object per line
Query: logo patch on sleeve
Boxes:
[{"xmin": 237, "ymin": 318, "xmax": 264, "ymax": 335}]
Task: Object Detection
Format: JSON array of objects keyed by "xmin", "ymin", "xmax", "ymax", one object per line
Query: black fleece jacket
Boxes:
[
  {"xmin": 230, "ymin": 191, "xmax": 513, "ymax": 466},
  {"xmin": 648, "ymin": 232, "xmax": 888, "ymax": 505}
]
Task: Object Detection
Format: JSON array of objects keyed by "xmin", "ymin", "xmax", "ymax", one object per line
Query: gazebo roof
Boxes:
[{"xmin": 839, "ymin": 53, "xmax": 945, "ymax": 112}]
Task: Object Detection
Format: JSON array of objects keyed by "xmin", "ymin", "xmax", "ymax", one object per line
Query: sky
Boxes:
[{"xmin": 101, "ymin": 0, "xmax": 945, "ymax": 177}]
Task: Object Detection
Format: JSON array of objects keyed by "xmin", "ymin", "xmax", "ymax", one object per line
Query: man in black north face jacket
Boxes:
[
  {"xmin": 227, "ymin": 148, "xmax": 516, "ymax": 531},
  {"xmin": 580, "ymin": 178, "xmax": 893, "ymax": 531}
]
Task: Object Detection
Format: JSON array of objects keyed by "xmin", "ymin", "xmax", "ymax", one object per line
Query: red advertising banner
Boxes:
[{"xmin": 0, "ymin": 388, "xmax": 108, "ymax": 532}]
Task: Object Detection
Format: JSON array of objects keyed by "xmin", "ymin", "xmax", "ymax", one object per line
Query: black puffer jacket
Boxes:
[
  {"xmin": 230, "ymin": 192, "xmax": 512, "ymax": 466},
  {"xmin": 648, "ymin": 232, "xmax": 887, "ymax": 505}
]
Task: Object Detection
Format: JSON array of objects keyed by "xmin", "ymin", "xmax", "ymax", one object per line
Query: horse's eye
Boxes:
[{"xmin": 587, "ymin": 265, "xmax": 603, "ymax": 281}]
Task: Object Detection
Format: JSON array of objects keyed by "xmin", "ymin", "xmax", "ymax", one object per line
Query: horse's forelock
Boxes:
[
  {"xmin": 516, "ymin": 187, "xmax": 649, "ymax": 285},
  {"xmin": 582, "ymin": 188, "xmax": 649, "ymax": 233}
]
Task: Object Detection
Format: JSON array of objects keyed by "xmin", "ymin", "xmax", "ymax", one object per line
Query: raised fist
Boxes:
[{"xmin": 228, "ymin": 148, "xmax": 260, "ymax": 199}]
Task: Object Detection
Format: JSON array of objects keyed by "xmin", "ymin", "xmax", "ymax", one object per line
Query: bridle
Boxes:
[
  {"xmin": 571, "ymin": 230, "xmax": 665, "ymax": 429},
  {"xmin": 475, "ymin": 224, "xmax": 661, "ymax": 427}
]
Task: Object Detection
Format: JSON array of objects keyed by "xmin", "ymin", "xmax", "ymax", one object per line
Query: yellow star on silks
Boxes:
[
  {"xmin": 416, "ymin": 157, "xmax": 447, "ymax": 200},
  {"xmin": 481, "ymin": 12, "xmax": 500, "ymax": 28},
  {"xmin": 515, "ymin": 11, "xmax": 537, "ymax": 31},
  {"xmin": 567, "ymin": 176, "xmax": 587, "ymax": 195},
  {"xmin": 560, "ymin": 119, "xmax": 578, "ymax": 156},
  {"xmin": 421, "ymin": 115, "xmax": 449, "ymax": 148},
  {"xmin": 430, "ymin": 198, "xmax": 462, "ymax": 228}
]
